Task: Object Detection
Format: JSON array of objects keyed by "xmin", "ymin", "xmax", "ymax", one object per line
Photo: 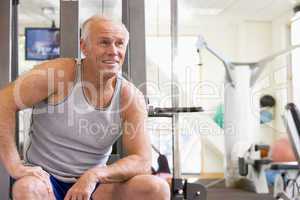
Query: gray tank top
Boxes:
[{"xmin": 25, "ymin": 59, "xmax": 123, "ymax": 182}]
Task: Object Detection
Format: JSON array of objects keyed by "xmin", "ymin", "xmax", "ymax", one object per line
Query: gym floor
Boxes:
[
  {"xmin": 207, "ymin": 188, "xmax": 275, "ymax": 200},
  {"xmin": 199, "ymin": 179, "xmax": 275, "ymax": 200}
]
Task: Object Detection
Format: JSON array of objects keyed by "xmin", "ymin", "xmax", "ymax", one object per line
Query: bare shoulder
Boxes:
[
  {"xmin": 120, "ymin": 79, "xmax": 144, "ymax": 102},
  {"xmin": 120, "ymin": 78, "xmax": 147, "ymax": 119},
  {"xmin": 33, "ymin": 57, "xmax": 76, "ymax": 78},
  {"xmin": 28, "ymin": 57, "xmax": 77, "ymax": 92},
  {"xmin": 0, "ymin": 57, "xmax": 77, "ymax": 111}
]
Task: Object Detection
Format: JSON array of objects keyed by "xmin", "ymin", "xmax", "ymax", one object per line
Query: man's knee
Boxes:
[
  {"xmin": 94, "ymin": 175, "xmax": 170, "ymax": 200},
  {"xmin": 12, "ymin": 176, "xmax": 49, "ymax": 199},
  {"xmin": 131, "ymin": 175, "xmax": 170, "ymax": 199},
  {"xmin": 92, "ymin": 183, "xmax": 117, "ymax": 200}
]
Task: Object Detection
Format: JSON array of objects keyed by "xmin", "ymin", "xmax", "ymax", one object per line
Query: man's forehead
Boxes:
[
  {"xmin": 93, "ymin": 21, "xmax": 126, "ymax": 34},
  {"xmin": 95, "ymin": 31, "xmax": 127, "ymax": 41}
]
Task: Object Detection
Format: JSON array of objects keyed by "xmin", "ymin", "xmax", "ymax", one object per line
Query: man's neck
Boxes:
[{"xmin": 82, "ymin": 59, "xmax": 116, "ymax": 92}]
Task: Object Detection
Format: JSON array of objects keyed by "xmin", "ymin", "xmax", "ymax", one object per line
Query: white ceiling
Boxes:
[
  {"xmin": 18, "ymin": 0, "xmax": 119, "ymax": 31},
  {"xmin": 221, "ymin": 0, "xmax": 295, "ymax": 20},
  {"xmin": 181, "ymin": 0, "xmax": 296, "ymax": 21},
  {"xmin": 18, "ymin": 0, "xmax": 298, "ymax": 31}
]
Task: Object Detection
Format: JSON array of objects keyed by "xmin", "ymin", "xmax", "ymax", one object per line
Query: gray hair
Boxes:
[{"xmin": 81, "ymin": 15, "xmax": 129, "ymax": 43}]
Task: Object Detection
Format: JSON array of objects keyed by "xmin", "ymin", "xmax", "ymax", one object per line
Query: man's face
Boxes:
[{"xmin": 81, "ymin": 21, "xmax": 128, "ymax": 77}]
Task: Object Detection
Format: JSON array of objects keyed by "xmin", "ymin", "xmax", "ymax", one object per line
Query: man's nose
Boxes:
[{"xmin": 107, "ymin": 44, "xmax": 118, "ymax": 55}]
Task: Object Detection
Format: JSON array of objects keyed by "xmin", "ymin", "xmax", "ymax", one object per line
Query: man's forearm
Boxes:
[
  {"xmin": 91, "ymin": 154, "xmax": 151, "ymax": 184},
  {"xmin": 0, "ymin": 108, "xmax": 22, "ymax": 175}
]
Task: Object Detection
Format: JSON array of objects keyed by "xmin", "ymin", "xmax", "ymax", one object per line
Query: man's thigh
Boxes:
[
  {"xmin": 12, "ymin": 175, "xmax": 55, "ymax": 200},
  {"xmin": 92, "ymin": 175, "xmax": 170, "ymax": 200}
]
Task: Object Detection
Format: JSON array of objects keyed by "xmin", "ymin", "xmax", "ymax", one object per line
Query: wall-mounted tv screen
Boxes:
[{"xmin": 25, "ymin": 28, "xmax": 60, "ymax": 60}]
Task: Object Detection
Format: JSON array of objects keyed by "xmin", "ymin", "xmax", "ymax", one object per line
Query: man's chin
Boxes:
[{"xmin": 101, "ymin": 70, "xmax": 119, "ymax": 79}]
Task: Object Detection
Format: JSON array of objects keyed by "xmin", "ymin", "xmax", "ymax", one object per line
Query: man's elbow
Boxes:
[{"xmin": 138, "ymin": 155, "xmax": 152, "ymax": 175}]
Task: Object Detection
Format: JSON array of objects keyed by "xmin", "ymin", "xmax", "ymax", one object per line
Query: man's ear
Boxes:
[{"xmin": 80, "ymin": 39, "xmax": 88, "ymax": 56}]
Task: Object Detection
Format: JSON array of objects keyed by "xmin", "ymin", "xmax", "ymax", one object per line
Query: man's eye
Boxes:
[
  {"xmin": 116, "ymin": 41, "xmax": 124, "ymax": 47},
  {"xmin": 99, "ymin": 40, "xmax": 110, "ymax": 46}
]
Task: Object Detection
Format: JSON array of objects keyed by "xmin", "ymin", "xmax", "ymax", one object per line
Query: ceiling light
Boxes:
[
  {"xmin": 42, "ymin": 7, "xmax": 55, "ymax": 17},
  {"xmin": 198, "ymin": 8, "xmax": 224, "ymax": 16}
]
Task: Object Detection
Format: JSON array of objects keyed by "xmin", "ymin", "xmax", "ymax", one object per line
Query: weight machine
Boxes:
[
  {"xmin": 148, "ymin": 105, "xmax": 207, "ymax": 200},
  {"xmin": 196, "ymin": 35, "xmax": 300, "ymax": 189}
]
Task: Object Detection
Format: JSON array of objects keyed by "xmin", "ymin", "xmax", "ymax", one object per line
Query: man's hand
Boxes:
[
  {"xmin": 10, "ymin": 163, "xmax": 55, "ymax": 199},
  {"xmin": 64, "ymin": 169, "xmax": 99, "ymax": 200},
  {"xmin": 10, "ymin": 163, "xmax": 49, "ymax": 180}
]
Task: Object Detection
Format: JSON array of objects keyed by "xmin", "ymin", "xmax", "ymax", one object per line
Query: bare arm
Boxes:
[
  {"xmin": 90, "ymin": 82, "xmax": 152, "ymax": 183},
  {"xmin": 0, "ymin": 83, "xmax": 22, "ymax": 175},
  {"xmin": 0, "ymin": 58, "xmax": 74, "ymax": 177}
]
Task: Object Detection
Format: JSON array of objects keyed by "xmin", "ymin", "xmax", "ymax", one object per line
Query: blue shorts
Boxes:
[
  {"xmin": 12, "ymin": 175, "xmax": 100, "ymax": 200},
  {"xmin": 50, "ymin": 175, "xmax": 100, "ymax": 200}
]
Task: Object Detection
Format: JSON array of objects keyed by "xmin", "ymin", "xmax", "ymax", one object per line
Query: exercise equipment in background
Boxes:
[
  {"xmin": 148, "ymin": 105, "xmax": 207, "ymax": 200},
  {"xmin": 237, "ymin": 103, "xmax": 300, "ymax": 200}
]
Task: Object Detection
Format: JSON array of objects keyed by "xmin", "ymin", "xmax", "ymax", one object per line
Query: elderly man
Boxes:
[{"xmin": 0, "ymin": 16, "xmax": 170, "ymax": 200}]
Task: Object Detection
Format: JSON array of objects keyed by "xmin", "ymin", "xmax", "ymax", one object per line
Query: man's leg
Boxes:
[
  {"xmin": 92, "ymin": 175, "xmax": 170, "ymax": 200},
  {"xmin": 12, "ymin": 176, "xmax": 55, "ymax": 200}
]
